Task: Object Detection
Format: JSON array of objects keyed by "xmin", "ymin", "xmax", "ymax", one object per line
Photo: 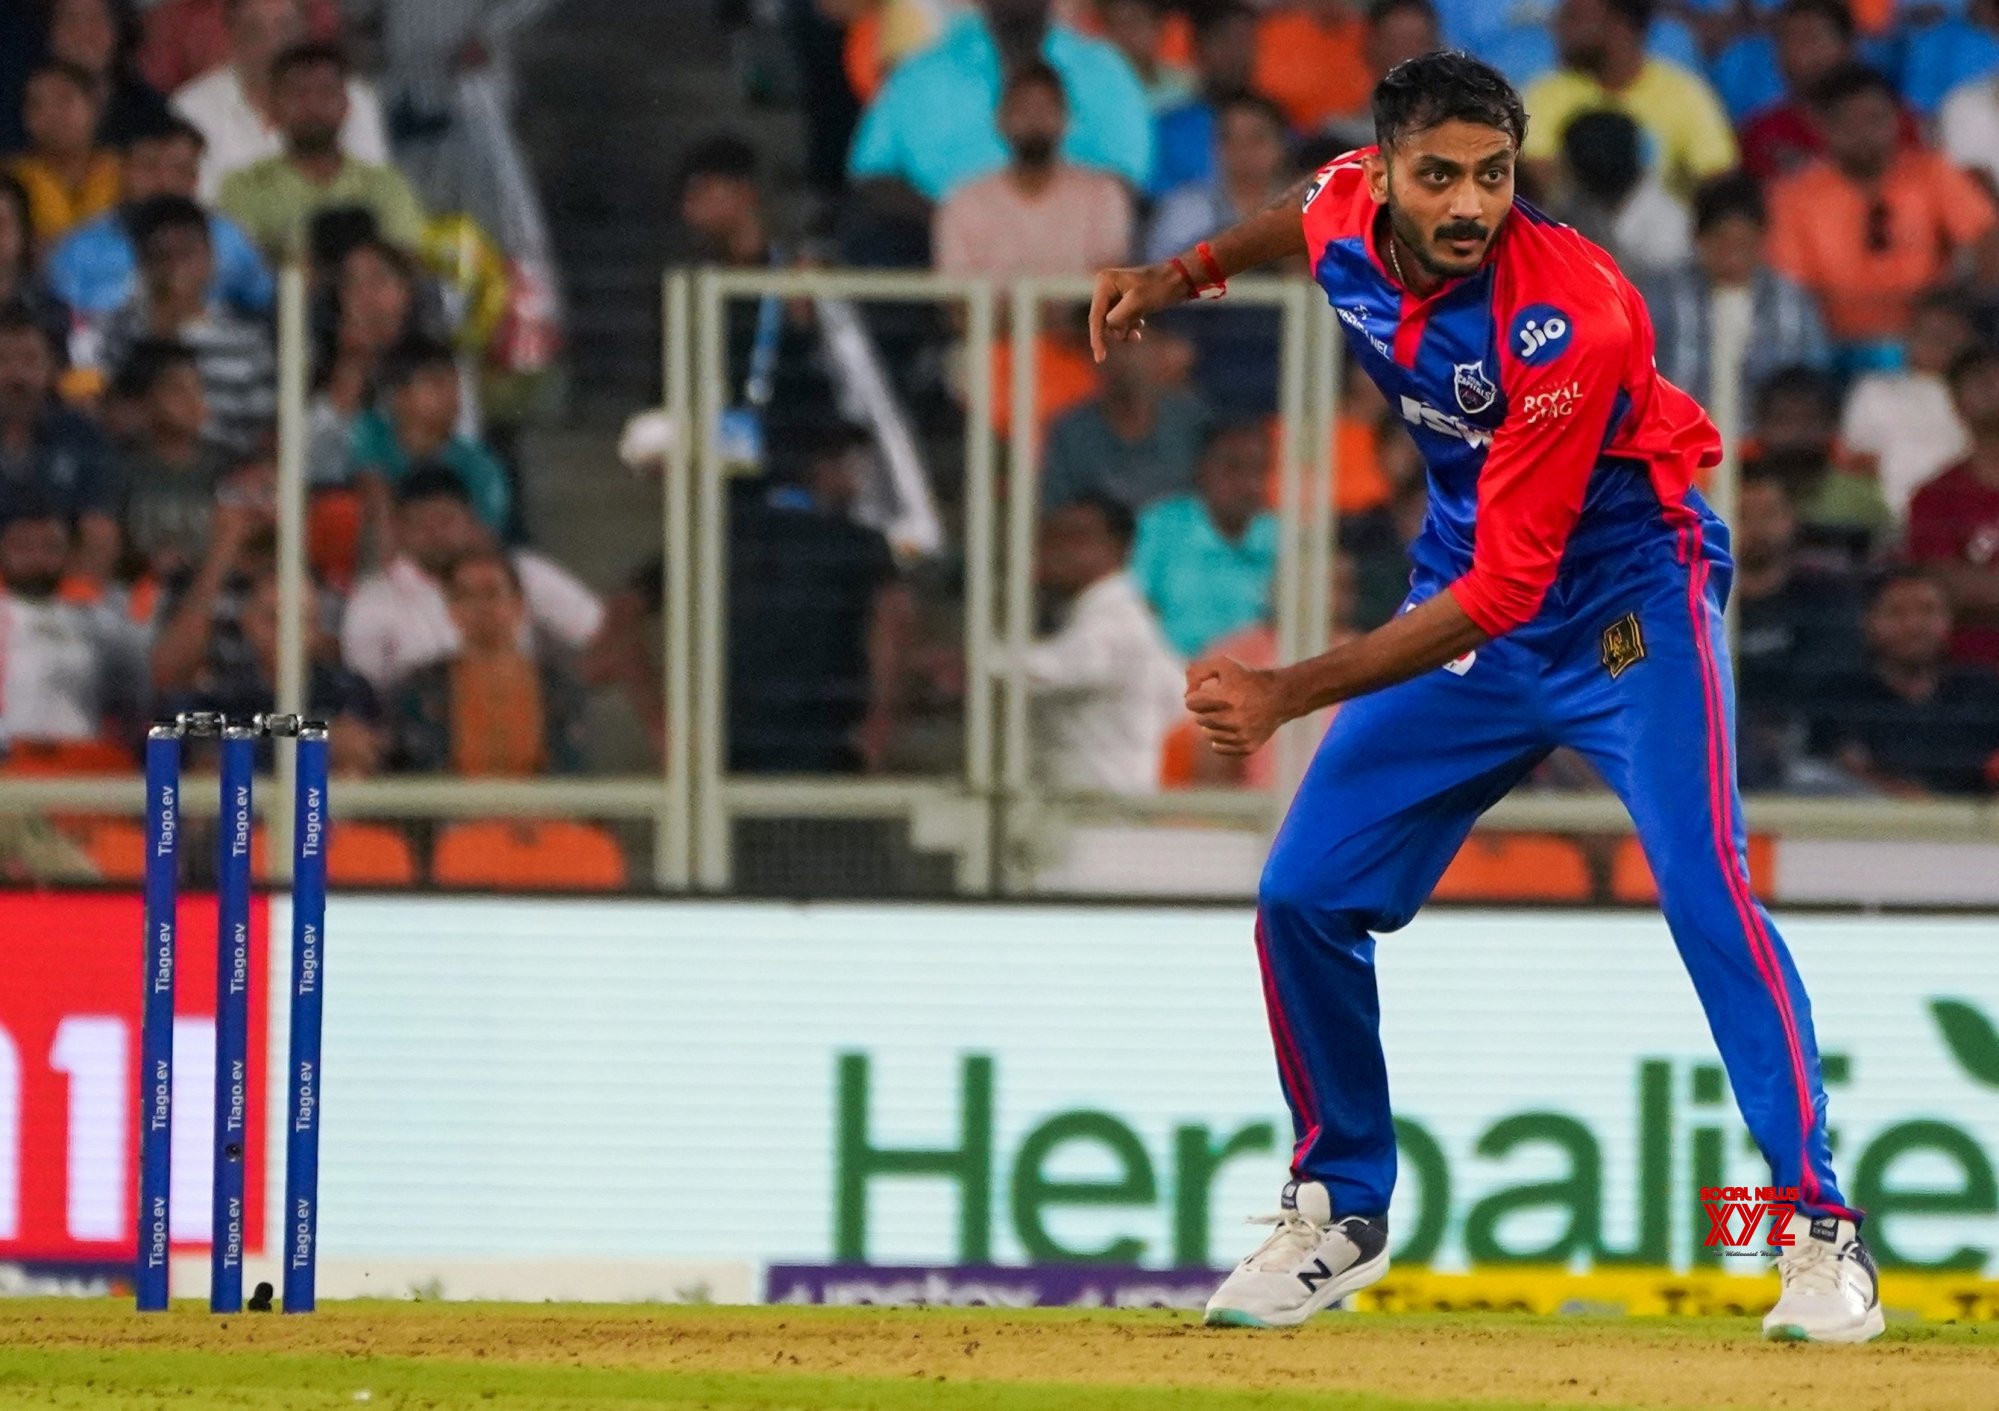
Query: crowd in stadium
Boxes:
[{"xmin": 1, "ymin": 0, "xmax": 1997, "ymax": 827}]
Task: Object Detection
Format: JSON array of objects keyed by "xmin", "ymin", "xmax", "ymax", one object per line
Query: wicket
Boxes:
[{"xmin": 137, "ymin": 711, "xmax": 330, "ymax": 1314}]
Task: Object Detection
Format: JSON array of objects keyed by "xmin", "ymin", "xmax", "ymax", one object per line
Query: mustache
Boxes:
[{"xmin": 1434, "ymin": 223, "xmax": 1489, "ymax": 244}]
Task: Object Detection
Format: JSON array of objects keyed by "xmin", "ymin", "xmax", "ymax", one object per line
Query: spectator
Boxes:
[
  {"xmin": 1149, "ymin": 1, "xmax": 1255, "ymax": 197},
  {"xmin": 1733, "ymin": 468, "xmax": 1862, "ymax": 790},
  {"xmin": 388, "ymin": 548, "xmax": 584, "ymax": 776},
  {"xmin": 137, "ymin": 0, "xmax": 344, "ymax": 96},
  {"xmin": 349, "ymin": 337, "xmax": 510, "ymax": 546},
  {"xmin": 1907, "ymin": 343, "xmax": 1999, "ymax": 672},
  {"xmin": 1738, "ymin": 0, "xmax": 1918, "ymax": 182},
  {"xmin": 8, "ymin": 61, "xmax": 122, "ymax": 246},
  {"xmin": 1809, "ymin": 566, "xmax": 1999, "ymax": 797},
  {"xmin": 1251, "ymin": 0, "xmax": 1371, "ymax": 135},
  {"xmin": 112, "ymin": 339, "xmax": 237, "ymax": 581},
  {"xmin": 0, "ymin": 308, "xmax": 119, "ymax": 584},
  {"xmin": 172, "ymin": 0, "xmax": 388, "ymax": 200},
  {"xmin": 933, "ymin": 62, "xmax": 1133, "ymax": 280},
  {"xmin": 1339, "ymin": 415, "xmax": 1425, "ymax": 629},
  {"xmin": 0, "ymin": 501, "xmax": 149, "ymax": 755},
  {"xmin": 339, "ymin": 467, "xmax": 602, "ymax": 697},
  {"xmin": 168, "ymin": 566, "xmax": 381, "ymax": 774},
  {"xmin": 48, "ymin": 118, "xmax": 273, "ymax": 320},
  {"xmin": 0, "ymin": 174, "xmax": 77, "ymax": 362},
  {"xmin": 1767, "ymin": 64, "xmax": 1999, "ymax": 352},
  {"xmin": 1017, "ymin": 493, "xmax": 1183, "ymax": 794},
  {"xmin": 846, "ymin": 0, "xmax": 1152, "ymax": 209},
  {"xmin": 1522, "ymin": 0, "xmax": 1736, "ymax": 199},
  {"xmin": 1145, "ymin": 93, "xmax": 1288, "ymax": 263},
  {"xmin": 215, "ymin": 43, "xmax": 424, "ymax": 260},
  {"xmin": 1129, "ymin": 420, "xmax": 1277, "ymax": 659},
  {"xmin": 1902, "ymin": 0, "xmax": 1999, "ymax": 120},
  {"xmin": 726, "ymin": 424, "xmax": 914, "ymax": 773},
  {"xmin": 1642, "ymin": 172, "xmax": 1831, "ymax": 408},
  {"xmin": 1321, "ymin": 0, "xmax": 1442, "ymax": 150},
  {"xmin": 1940, "ymin": 41, "xmax": 1999, "ymax": 193},
  {"xmin": 45, "ymin": 0, "xmax": 173, "ymax": 147},
  {"xmin": 1549, "ymin": 109, "xmax": 1689, "ymax": 281},
  {"xmin": 1839, "ymin": 291, "xmax": 1974, "ymax": 518},
  {"xmin": 146, "ymin": 464, "xmax": 272, "ymax": 697},
  {"xmin": 1749, "ymin": 366, "xmax": 1893, "ymax": 567},
  {"xmin": 1041, "ymin": 330, "xmax": 1208, "ymax": 510},
  {"xmin": 1098, "ymin": 0, "xmax": 1194, "ymax": 112},
  {"xmin": 97, "ymin": 195, "xmax": 276, "ymax": 456},
  {"xmin": 307, "ymin": 236, "xmax": 431, "ymax": 487}
]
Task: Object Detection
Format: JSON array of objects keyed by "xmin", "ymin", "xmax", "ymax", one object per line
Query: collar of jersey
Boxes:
[{"xmin": 1364, "ymin": 203, "xmax": 1503, "ymax": 315}]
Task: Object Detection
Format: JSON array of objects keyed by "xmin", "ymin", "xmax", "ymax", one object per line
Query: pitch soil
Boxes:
[{"xmin": 1, "ymin": 1300, "xmax": 1994, "ymax": 1410}]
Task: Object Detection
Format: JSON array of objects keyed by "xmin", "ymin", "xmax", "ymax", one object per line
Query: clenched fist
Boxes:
[{"xmin": 1186, "ymin": 657, "xmax": 1290, "ymax": 757}]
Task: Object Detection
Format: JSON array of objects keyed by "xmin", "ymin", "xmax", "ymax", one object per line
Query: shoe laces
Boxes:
[
  {"xmin": 1241, "ymin": 1210, "xmax": 1331, "ymax": 1272},
  {"xmin": 1776, "ymin": 1235, "xmax": 1845, "ymax": 1297}
]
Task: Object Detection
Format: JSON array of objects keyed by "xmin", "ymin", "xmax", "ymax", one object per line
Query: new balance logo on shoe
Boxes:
[{"xmin": 1296, "ymin": 1259, "xmax": 1334, "ymax": 1293}]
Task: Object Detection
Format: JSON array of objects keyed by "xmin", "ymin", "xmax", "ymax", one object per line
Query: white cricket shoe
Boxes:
[
  {"xmin": 1204, "ymin": 1180, "xmax": 1389, "ymax": 1328},
  {"xmin": 1762, "ymin": 1216, "xmax": 1885, "ymax": 1343}
]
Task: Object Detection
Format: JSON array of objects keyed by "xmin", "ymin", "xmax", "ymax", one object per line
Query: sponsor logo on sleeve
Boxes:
[{"xmin": 1511, "ymin": 304, "xmax": 1573, "ymax": 364}]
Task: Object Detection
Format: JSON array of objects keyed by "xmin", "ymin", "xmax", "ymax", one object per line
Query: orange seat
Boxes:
[
  {"xmin": 1611, "ymin": 834, "xmax": 1776, "ymax": 904},
  {"xmin": 431, "ymin": 820, "xmax": 628, "ymax": 891},
  {"xmin": 1432, "ymin": 833, "xmax": 1591, "ymax": 903},
  {"xmin": 81, "ymin": 819, "xmax": 148, "ymax": 882},
  {"xmin": 309, "ymin": 489, "xmax": 364, "ymax": 593},
  {"xmin": 249, "ymin": 822, "xmax": 419, "ymax": 886}
]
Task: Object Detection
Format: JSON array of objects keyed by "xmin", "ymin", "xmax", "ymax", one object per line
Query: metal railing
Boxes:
[{"xmin": 2, "ymin": 268, "xmax": 1995, "ymax": 898}]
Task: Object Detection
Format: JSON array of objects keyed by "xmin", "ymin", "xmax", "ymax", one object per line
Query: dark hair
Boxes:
[
  {"xmin": 382, "ymin": 335, "xmax": 457, "ymax": 389},
  {"xmin": 676, "ymin": 134, "xmax": 759, "ymax": 195},
  {"xmin": 1692, "ymin": 170, "xmax": 1765, "ymax": 235},
  {"xmin": 1192, "ymin": 2, "xmax": 1256, "ymax": 41},
  {"xmin": 1560, "ymin": 110, "xmax": 1642, "ymax": 203},
  {"xmin": 1946, "ymin": 342, "xmax": 1999, "ymax": 392},
  {"xmin": 1808, "ymin": 62, "xmax": 1897, "ymax": 111},
  {"xmin": 1002, "ymin": 59, "xmax": 1067, "ymax": 105},
  {"xmin": 1063, "ymin": 492, "xmax": 1136, "ymax": 550},
  {"xmin": 123, "ymin": 114, "xmax": 206, "ymax": 155},
  {"xmin": 271, "ymin": 41, "xmax": 348, "ymax": 85},
  {"xmin": 801, "ymin": 418, "xmax": 872, "ymax": 464},
  {"xmin": 1372, "ymin": 49, "xmax": 1526, "ymax": 151},
  {"xmin": 0, "ymin": 483, "xmax": 66, "ymax": 528},
  {"xmin": 0, "ymin": 173, "xmax": 36, "ymax": 274},
  {"xmin": 308, "ymin": 206, "xmax": 382, "ymax": 270},
  {"xmin": 0, "ymin": 301, "xmax": 58, "ymax": 355},
  {"xmin": 1753, "ymin": 364, "xmax": 1841, "ymax": 419},
  {"xmin": 109, "ymin": 337, "xmax": 198, "ymax": 401},
  {"xmin": 1865, "ymin": 562, "xmax": 1945, "ymax": 609},
  {"xmin": 26, "ymin": 58, "xmax": 100, "ymax": 100},
  {"xmin": 396, "ymin": 462, "xmax": 474, "ymax": 508},
  {"xmin": 1604, "ymin": 0, "xmax": 1655, "ymax": 31},
  {"xmin": 1910, "ymin": 286, "xmax": 1971, "ymax": 323},
  {"xmin": 1778, "ymin": 0, "xmax": 1855, "ymax": 43},
  {"xmin": 126, "ymin": 193, "xmax": 210, "ymax": 252},
  {"xmin": 447, "ymin": 546, "xmax": 522, "ymax": 594},
  {"xmin": 1216, "ymin": 91, "xmax": 1289, "ymax": 137},
  {"xmin": 1200, "ymin": 416, "xmax": 1270, "ymax": 457},
  {"xmin": 1368, "ymin": 0, "xmax": 1439, "ymax": 25}
]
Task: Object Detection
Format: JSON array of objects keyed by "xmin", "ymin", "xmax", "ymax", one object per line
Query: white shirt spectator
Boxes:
[
  {"xmin": 1940, "ymin": 75, "xmax": 1999, "ymax": 192},
  {"xmin": 339, "ymin": 551, "xmax": 604, "ymax": 695},
  {"xmin": 1839, "ymin": 370, "xmax": 1970, "ymax": 518},
  {"xmin": 1606, "ymin": 173, "xmax": 1693, "ymax": 282},
  {"xmin": 1015, "ymin": 570, "xmax": 1183, "ymax": 795},
  {"xmin": 0, "ymin": 594, "xmax": 149, "ymax": 747},
  {"xmin": 172, "ymin": 65, "xmax": 392, "ymax": 200}
]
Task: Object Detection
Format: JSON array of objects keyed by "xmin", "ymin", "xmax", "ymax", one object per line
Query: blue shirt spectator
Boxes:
[
  {"xmin": 1145, "ymin": 93, "xmax": 1288, "ymax": 262},
  {"xmin": 1900, "ymin": 5, "xmax": 1999, "ymax": 116},
  {"xmin": 1146, "ymin": 2, "xmax": 1255, "ymax": 198},
  {"xmin": 1451, "ymin": 1, "xmax": 1704, "ymax": 90},
  {"xmin": 1129, "ymin": 422, "xmax": 1277, "ymax": 659},
  {"xmin": 848, "ymin": 7, "xmax": 1152, "ymax": 200}
]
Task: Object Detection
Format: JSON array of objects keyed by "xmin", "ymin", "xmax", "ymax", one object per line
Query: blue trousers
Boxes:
[{"xmin": 1257, "ymin": 518, "xmax": 1857, "ymax": 1222}]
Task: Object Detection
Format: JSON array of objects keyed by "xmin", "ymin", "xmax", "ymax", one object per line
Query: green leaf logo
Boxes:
[{"xmin": 1932, "ymin": 1000, "xmax": 1999, "ymax": 1088}]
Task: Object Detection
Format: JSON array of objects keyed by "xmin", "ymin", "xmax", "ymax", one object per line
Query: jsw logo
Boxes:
[{"xmin": 1400, "ymin": 395, "xmax": 1491, "ymax": 448}]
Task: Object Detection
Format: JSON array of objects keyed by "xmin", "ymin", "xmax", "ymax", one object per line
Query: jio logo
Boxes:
[{"xmin": 1511, "ymin": 304, "xmax": 1572, "ymax": 364}]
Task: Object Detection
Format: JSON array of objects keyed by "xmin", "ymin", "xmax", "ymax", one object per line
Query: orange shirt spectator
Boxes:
[
  {"xmin": 137, "ymin": 0, "xmax": 345, "ymax": 95},
  {"xmin": 1251, "ymin": 0, "xmax": 1370, "ymax": 133},
  {"xmin": 1766, "ymin": 66, "xmax": 1999, "ymax": 344}
]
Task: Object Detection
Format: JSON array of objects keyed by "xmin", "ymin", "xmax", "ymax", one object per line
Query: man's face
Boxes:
[
  {"xmin": 447, "ymin": 558, "xmax": 525, "ymax": 652},
  {"xmin": 1100, "ymin": 333, "xmax": 1164, "ymax": 399},
  {"xmin": 1366, "ymin": 5, "xmax": 1439, "ymax": 77},
  {"xmin": 1756, "ymin": 390, "xmax": 1834, "ymax": 457},
  {"xmin": 1195, "ymin": 12, "xmax": 1256, "ymax": 95},
  {"xmin": 1196, "ymin": 428, "xmax": 1269, "ymax": 528},
  {"xmin": 1823, "ymin": 89, "xmax": 1898, "ymax": 177},
  {"xmin": 1951, "ymin": 358, "xmax": 1999, "ymax": 437},
  {"xmin": 982, "ymin": 0, "xmax": 1050, "ymax": 31},
  {"xmin": 1217, "ymin": 105, "xmax": 1285, "ymax": 190},
  {"xmin": 123, "ymin": 135, "xmax": 202, "ymax": 202},
  {"xmin": 808, "ymin": 445, "xmax": 869, "ymax": 514},
  {"xmin": 0, "ymin": 517, "xmax": 68, "ymax": 599},
  {"xmin": 1554, "ymin": 0, "xmax": 1615, "ymax": 70},
  {"xmin": 49, "ymin": 0, "xmax": 118, "ymax": 73},
  {"xmin": 1906, "ymin": 305, "xmax": 1973, "ymax": 377},
  {"xmin": 273, "ymin": 60, "xmax": 347, "ymax": 155},
  {"xmin": 999, "ymin": 82, "xmax": 1065, "ymax": 168},
  {"xmin": 229, "ymin": 0, "xmax": 303, "ymax": 67},
  {"xmin": 0, "ymin": 329, "xmax": 54, "ymax": 422},
  {"xmin": 24, "ymin": 73, "xmax": 98, "ymax": 156},
  {"xmin": 1776, "ymin": 10, "xmax": 1847, "ymax": 91},
  {"xmin": 679, "ymin": 173, "xmax": 757, "ymax": 249},
  {"xmin": 1866, "ymin": 578, "xmax": 1952, "ymax": 670},
  {"xmin": 392, "ymin": 366, "xmax": 460, "ymax": 437},
  {"xmin": 1735, "ymin": 479, "xmax": 1797, "ymax": 570},
  {"xmin": 397, "ymin": 496, "xmax": 478, "ymax": 575},
  {"xmin": 1696, "ymin": 211, "xmax": 1762, "ymax": 287},
  {"xmin": 1101, "ymin": 0, "xmax": 1160, "ymax": 67},
  {"xmin": 1037, "ymin": 503, "xmax": 1118, "ymax": 595},
  {"xmin": 1369, "ymin": 119, "xmax": 1515, "ymax": 281},
  {"xmin": 140, "ymin": 224, "xmax": 215, "ymax": 307},
  {"xmin": 149, "ymin": 360, "xmax": 207, "ymax": 440}
]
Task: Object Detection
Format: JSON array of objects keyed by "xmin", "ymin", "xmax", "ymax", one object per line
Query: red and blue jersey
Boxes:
[{"xmin": 1301, "ymin": 152, "xmax": 1725, "ymax": 637}]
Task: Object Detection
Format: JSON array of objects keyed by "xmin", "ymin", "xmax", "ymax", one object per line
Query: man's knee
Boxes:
[{"xmin": 1259, "ymin": 839, "xmax": 1413, "ymax": 940}]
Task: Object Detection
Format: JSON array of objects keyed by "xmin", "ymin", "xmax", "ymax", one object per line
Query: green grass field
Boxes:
[{"xmin": 1, "ymin": 1301, "xmax": 1994, "ymax": 1411}]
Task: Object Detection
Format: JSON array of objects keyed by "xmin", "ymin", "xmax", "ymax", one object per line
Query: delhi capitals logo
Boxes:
[
  {"xmin": 1511, "ymin": 304, "xmax": 1573, "ymax": 364},
  {"xmin": 1453, "ymin": 361, "xmax": 1497, "ymax": 415}
]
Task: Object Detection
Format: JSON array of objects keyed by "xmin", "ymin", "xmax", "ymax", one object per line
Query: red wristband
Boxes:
[
  {"xmin": 1194, "ymin": 240, "xmax": 1227, "ymax": 289},
  {"xmin": 1173, "ymin": 242, "xmax": 1228, "ymax": 301}
]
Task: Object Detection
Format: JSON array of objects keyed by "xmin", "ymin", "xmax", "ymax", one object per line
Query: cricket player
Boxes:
[{"xmin": 1088, "ymin": 50, "xmax": 1881, "ymax": 1342}]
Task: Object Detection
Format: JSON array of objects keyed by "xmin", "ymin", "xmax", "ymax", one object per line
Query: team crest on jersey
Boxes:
[
  {"xmin": 1601, "ymin": 612, "xmax": 1646, "ymax": 678},
  {"xmin": 1453, "ymin": 361, "xmax": 1498, "ymax": 415}
]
